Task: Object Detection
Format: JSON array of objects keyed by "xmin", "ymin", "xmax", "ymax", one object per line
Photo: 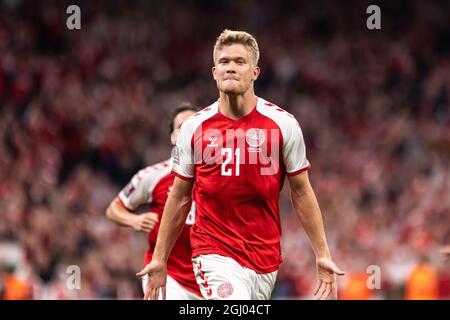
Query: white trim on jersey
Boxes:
[
  {"xmin": 172, "ymin": 97, "xmax": 310, "ymax": 179},
  {"xmin": 172, "ymin": 103, "xmax": 219, "ymax": 179},
  {"xmin": 118, "ymin": 159, "xmax": 172, "ymax": 210},
  {"xmin": 256, "ymin": 97, "xmax": 310, "ymax": 175}
]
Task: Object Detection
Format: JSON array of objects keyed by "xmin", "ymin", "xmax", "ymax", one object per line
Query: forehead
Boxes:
[
  {"xmin": 216, "ymin": 43, "xmax": 251, "ymax": 60},
  {"xmin": 174, "ymin": 110, "xmax": 195, "ymax": 124}
]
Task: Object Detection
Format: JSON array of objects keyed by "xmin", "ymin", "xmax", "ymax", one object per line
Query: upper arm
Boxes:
[
  {"xmin": 118, "ymin": 169, "xmax": 154, "ymax": 210},
  {"xmin": 283, "ymin": 117, "xmax": 311, "ymax": 176},
  {"xmin": 172, "ymin": 120, "xmax": 195, "ymax": 180},
  {"xmin": 288, "ymin": 170, "xmax": 311, "ymax": 196},
  {"xmin": 170, "ymin": 176, "xmax": 194, "ymax": 201}
]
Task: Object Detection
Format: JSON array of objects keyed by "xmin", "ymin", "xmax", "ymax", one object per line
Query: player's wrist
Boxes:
[
  {"xmin": 151, "ymin": 257, "xmax": 168, "ymax": 265},
  {"xmin": 130, "ymin": 215, "xmax": 140, "ymax": 230},
  {"xmin": 315, "ymin": 250, "xmax": 331, "ymax": 260}
]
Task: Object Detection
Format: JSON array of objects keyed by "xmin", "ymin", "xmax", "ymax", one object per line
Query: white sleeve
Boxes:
[
  {"xmin": 118, "ymin": 168, "xmax": 153, "ymax": 210},
  {"xmin": 172, "ymin": 120, "xmax": 195, "ymax": 180},
  {"xmin": 283, "ymin": 118, "xmax": 311, "ymax": 176}
]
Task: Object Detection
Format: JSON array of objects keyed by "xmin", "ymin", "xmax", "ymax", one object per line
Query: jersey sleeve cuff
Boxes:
[
  {"xmin": 172, "ymin": 170, "xmax": 195, "ymax": 182},
  {"xmin": 287, "ymin": 164, "xmax": 311, "ymax": 177},
  {"xmin": 117, "ymin": 195, "xmax": 133, "ymax": 210}
]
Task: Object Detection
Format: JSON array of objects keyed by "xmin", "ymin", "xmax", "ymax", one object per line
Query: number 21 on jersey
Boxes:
[{"xmin": 221, "ymin": 148, "xmax": 240, "ymax": 176}]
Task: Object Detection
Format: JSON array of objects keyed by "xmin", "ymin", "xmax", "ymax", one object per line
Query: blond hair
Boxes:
[{"xmin": 213, "ymin": 29, "xmax": 260, "ymax": 65}]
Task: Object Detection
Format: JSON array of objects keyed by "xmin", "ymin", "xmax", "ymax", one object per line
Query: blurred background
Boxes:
[{"xmin": 0, "ymin": 0, "xmax": 449, "ymax": 299}]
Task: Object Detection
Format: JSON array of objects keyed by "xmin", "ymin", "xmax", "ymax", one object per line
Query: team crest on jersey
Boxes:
[
  {"xmin": 217, "ymin": 282, "xmax": 233, "ymax": 298},
  {"xmin": 207, "ymin": 135, "xmax": 218, "ymax": 147},
  {"xmin": 246, "ymin": 128, "xmax": 265, "ymax": 152}
]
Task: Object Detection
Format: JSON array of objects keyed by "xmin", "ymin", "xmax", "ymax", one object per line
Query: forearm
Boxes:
[
  {"xmin": 291, "ymin": 184, "xmax": 330, "ymax": 258},
  {"xmin": 152, "ymin": 187, "xmax": 192, "ymax": 263},
  {"xmin": 106, "ymin": 198, "xmax": 136, "ymax": 228}
]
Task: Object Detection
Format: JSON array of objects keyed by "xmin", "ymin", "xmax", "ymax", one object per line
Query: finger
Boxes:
[
  {"xmin": 316, "ymin": 281, "xmax": 324, "ymax": 299},
  {"xmin": 149, "ymin": 287, "xmax": 155, "ymax": 300},
  {"xmin": 142, "ymin": 222, "xmax": 156, "ymax": 230},
  {"xmin": 146, "ymin": 222, "xmax": 156, "ymax": 229},
  {"xmin": 315, "ymin": 281, "xmax": 326, "ymax": 300},
  {"xmin": 144, "ymin": 285, "xmax": 150, "ymax": 300},
  {"xmin": 152, "ymin": 287, "xmax": 160, "ymax": 300},
  {"xmin": 320, "ymin": 283, "xmax": 331, "ymax": 300},
  {"xmin": 313, "ymin": 280, "xmax": 321, "ymax": 296},
  {"xmin": 162, "ymin": 286, "xmax": 166, "ymax": 300},
  {"xmin": 145, "ymin": 213, "xmax": 159, "ymax": 222},
  {"xmin": 141, "ymin": 219, "xmax": 155, "ymax": 226},
  {"xmin": 136, "ymin": 264, "xmax": 151, "ymax": 277},
  {"xmin": 141, "ymin": 221, "xmax": 155, "ymax": 229},
  {"xmin": 143, "ymin": 217, "xmax": 157, "ymax": 224},
  {"xmin": 141, "ymin": 227, "xmax": 152, "ymax": 233},
  {"xmin": 332, "ymin": 282, "xmax": 338, "ymax": 300}
]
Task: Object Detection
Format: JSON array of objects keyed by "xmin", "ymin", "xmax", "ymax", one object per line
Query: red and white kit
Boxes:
[
  {"xmin": 172, "ymin": 97, "xmax": 311, "ymax": 299},
  {"xmin": 118, "ymin": 159, "xmax": 201, "ymax": 299}
]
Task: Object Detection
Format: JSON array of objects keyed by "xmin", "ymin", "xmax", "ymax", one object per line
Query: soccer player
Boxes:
[
  {"xmin": 439, "ymin": 245, "xmax": 450, "ymax": 256},
  {"xmin": 106, "ymin": 103, "xmax": 202, "ymax": 300},
  {"xmin": 137, "ymin": 30, "xmax": 345, "ymax": 300}
]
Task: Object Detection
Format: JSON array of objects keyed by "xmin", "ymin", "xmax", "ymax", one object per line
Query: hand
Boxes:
[
  {"xmin": 132, "ymin": 212, "xmax": 159, "ymax": 233},
  {"xmin": 439, "ymin": 245, "xmax": 450, "ymax": 256},
  {"xmin": 314, "ymin": 257, "xmax": 345, "ymax": 300},
  {"xmin": 136, "ymin": 260, "xmax": 167, "ymax": 300}
]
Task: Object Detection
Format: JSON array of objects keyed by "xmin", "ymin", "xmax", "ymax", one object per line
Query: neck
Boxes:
[{"xmin": 218, "ymin": 89, "xmax": 257, "ymax": 120}]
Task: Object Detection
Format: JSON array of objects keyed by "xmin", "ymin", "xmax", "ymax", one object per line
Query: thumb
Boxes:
[
  {"xmin": 331, "ymin": 263, "xmax": 345, "ymax": 276},
  {"xmin": 136, "ymin": 264, "xmax": 151, "ymax": 277}
]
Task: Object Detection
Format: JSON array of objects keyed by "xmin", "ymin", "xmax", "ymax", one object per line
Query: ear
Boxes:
[
  {"xmin": 212, "ymin": 66, "xmax": 217, "ymax": 80},
  {"xmin": 252, "ymin": 66, "xmax": 260, "ymax": 81},
  {"xmin": 170, "ymin": 131, "xmax": 176, "ymax": 146}
]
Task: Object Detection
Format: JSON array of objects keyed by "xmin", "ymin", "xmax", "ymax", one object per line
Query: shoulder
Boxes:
[
  {"xmin": 179, "ymin": 101, "xmax": 219, "ymax": 135},
  {"xmin": 256, "ymin": 97, "xmax": 301, "ymax": 131},
  {"xmin": 133, "ymin": 159, "xmax": 172, "ymax": 184}
]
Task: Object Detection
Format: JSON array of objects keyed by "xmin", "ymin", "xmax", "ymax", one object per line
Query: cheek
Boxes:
[
  {"xmin": 244, "ymin": 69, "xmax": 255, "ymax": 81},
  {"xmin": 215, "ymin": 65, "xmax": 225, "ymax": 73},
  {"xmin": 214, "ymin": 70, "xmax": 224, "ymax": 80}
]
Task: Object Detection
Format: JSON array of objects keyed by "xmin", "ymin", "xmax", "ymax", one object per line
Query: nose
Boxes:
[{"xmin": 226, "ymin": 62, "xmax": 237, "ymax": 74}]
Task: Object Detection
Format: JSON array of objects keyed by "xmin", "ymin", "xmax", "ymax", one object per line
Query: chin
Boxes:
[
  {"xmin": 222, "ymin": 89, "xmax": 239, "ymax": 95},
  {"xmin": 220, "ymin": 85, "xmax": 244, "ymax": 95}
]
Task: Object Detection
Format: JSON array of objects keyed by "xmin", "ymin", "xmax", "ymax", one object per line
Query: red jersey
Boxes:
[
  {"xmin": 118, "ymin": 159, "xmax": 200, "ymax": 296},
  {"xmin": 172, "ymin": 97, "xmax": 311, "ymax": 274}
]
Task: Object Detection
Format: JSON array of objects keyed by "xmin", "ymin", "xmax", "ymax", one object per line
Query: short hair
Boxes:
[
  {"xmin": 169, "ymin": 102, "xmax": 198, "ymax": 133},
  {"xmin": 213, "ymin": 29, "xmax": 260, "ymax": 65}
]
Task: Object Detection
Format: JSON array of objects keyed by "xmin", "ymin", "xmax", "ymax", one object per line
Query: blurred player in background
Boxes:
[
  {"xmin": 405, "ymin": 254, "xmax": 439, "ymax": 300},
  {"xmin": 0, "ymin": 264, "xmax": 32, "ymax": 300},
  {"xmin": 439, "ymin": 245, "xmax": 450, "ymax": 257},
  {"xmin": 106, "ymin": 103, "xmax": 202, "ymax": 300},
  {"xmin": 138, "ymin": 30, "xmax": 344, "ymax": 300}
]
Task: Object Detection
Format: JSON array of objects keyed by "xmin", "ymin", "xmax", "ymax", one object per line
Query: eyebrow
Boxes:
[{"xmin": 218, "ymin": 56, "xmax": 247, "ymax": 62}]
